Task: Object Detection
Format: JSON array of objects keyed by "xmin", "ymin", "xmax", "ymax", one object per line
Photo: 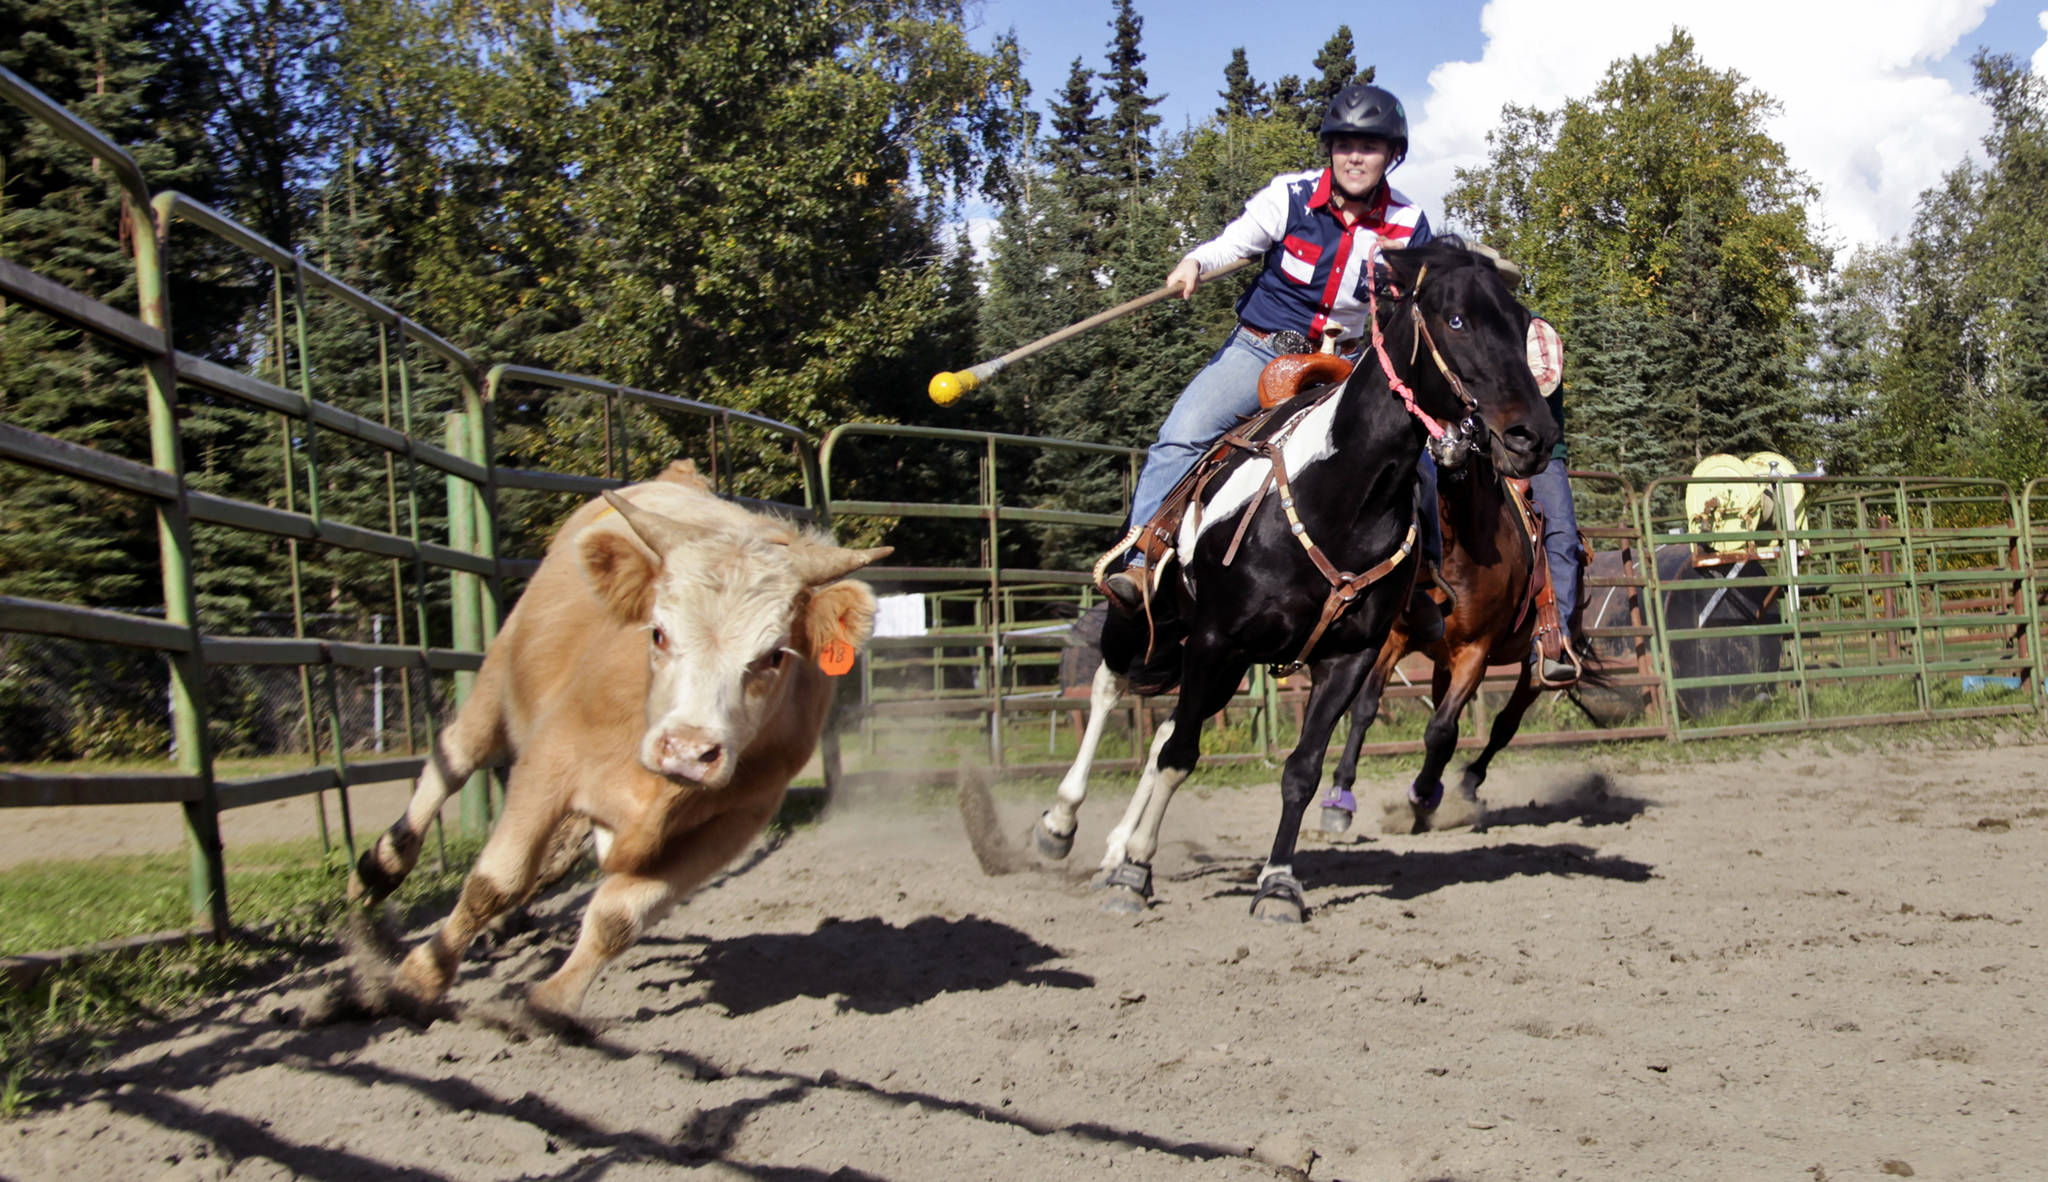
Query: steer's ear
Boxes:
[
  {"xmin": 580, "ymin": 526, "xmax": 661, "ymax": 622},
  {"xmin": 803, "ymin": 578, "xmax": 879, "ymax": 662},
  {"xmin": 654, "ymin": 458, "xmax": 712, "ymax": 493}
]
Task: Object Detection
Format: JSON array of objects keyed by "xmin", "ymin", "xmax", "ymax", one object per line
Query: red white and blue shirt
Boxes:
[{"xmin": 1182, "ymin": 168, "xmax": 1433, "ymax": 343}]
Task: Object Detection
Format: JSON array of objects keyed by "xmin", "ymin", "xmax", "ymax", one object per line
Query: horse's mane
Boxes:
[{"xmin": 1384, "ymin": 233, "xmax": 1493, "ymax": 277}]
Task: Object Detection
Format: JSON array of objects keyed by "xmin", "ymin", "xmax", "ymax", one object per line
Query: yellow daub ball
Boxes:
[{"xmin": 929, "ymin": 372, "xmax": 966, "ymax": 406}]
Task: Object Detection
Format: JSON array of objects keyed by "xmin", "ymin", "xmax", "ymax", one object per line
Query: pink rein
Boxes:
[{"xmin": 1364, "ymin": 242, "xmax": 1445, "ymax": 440}]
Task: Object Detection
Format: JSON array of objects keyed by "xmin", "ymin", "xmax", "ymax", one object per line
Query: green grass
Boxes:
[
  {"xmin": 0, "ymin": 833, "xmax": 471, "ymax": 956},
  {"xmin": 0, "ymin": 832, "xmax": 488, "ymax": 1101},
  {"xmin": 0, "ymin": 851, "xmax": 198, "ymax": 955}
]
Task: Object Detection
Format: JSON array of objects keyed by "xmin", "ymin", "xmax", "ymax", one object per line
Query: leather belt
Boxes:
[{"xmin": 1238, "ymin": 322, "xmax": 1363, "ymax": 357}]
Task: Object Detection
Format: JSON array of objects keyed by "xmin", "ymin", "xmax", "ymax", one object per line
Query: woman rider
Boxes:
[{"xmin": 1104, "ymin": 83, "xmax": 1447, "ymax": 639}]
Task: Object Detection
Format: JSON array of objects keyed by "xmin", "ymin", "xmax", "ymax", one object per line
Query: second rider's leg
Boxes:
[
  {"xmin": 1528, "ymin": 454, "xmax": 1582, "ymax": 681},
  {"xmin": 1403, "ymin": 451, "xmax": 1446, "ymax": 643}
]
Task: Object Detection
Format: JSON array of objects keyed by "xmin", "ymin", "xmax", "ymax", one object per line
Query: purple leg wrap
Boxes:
[
  {"xmin": 1408, "ymin": 779, "xmax": 1444, "ymax": 810},
  {"xmin": 1319, "ymin": 788, "xmax": 1357, "ymax": 814}
]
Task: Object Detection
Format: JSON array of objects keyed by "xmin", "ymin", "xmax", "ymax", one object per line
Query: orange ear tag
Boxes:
[{"xmin": 818, "ymin": 640, "xmax": 857, "ymax": 676}]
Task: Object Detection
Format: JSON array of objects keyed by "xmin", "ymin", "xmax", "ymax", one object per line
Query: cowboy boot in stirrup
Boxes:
[
  {"xmin": 1540, "ymin": 640, "xmax": 1580, "ymax": 685},
  {"xmin": 1105, "ymin": 561, "xmax": 1152, "ymax": 618}
]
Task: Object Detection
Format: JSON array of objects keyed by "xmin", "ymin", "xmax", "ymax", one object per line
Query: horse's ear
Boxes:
[{"xmin": 1380, "ymin": 245, "xmax": 1427, "ymax": 295}]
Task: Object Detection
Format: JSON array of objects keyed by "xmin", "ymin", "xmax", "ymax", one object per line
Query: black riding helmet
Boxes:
[{"xmin": 1319, "ymin": 83, "xmax": 1408, "ymax": 164}]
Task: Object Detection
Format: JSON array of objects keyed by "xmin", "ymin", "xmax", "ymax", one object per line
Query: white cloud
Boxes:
[
  {"xmin": 961, "ymin": 216, "xmax": 1000, "ymax": 267},
  {"xmin": 2034, "ymin": 10, "xmax": 2048, "ymax": 76},
  {"xmin": 1401, "ymin": 0, "xmax": 1997, "ymax": 253}
]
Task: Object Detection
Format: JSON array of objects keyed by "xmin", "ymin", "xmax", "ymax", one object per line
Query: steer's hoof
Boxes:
[
  {"xmin": 348, "ymin": 850, "xmax": 402, "ymax": 906},
  {"xmin": 1032, "ymin": 816, "xmax": 1075, "ymax": 861},
  {"xmin": 1249, "ymin": 872, "xmax": 1306, "ymax": 924},
  {"xmin": 1319, "ymin": 805, "xmax": 1355, "ymax": 835},
  {"xmin": 1099, "ymin": 860, "xmax": 1152, "ymax": 914}
]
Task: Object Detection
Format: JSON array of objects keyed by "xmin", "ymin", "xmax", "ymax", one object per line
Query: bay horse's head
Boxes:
[{"xmin": 1377, "ymin": 237, "xmax": 1559, "ymax": 479}]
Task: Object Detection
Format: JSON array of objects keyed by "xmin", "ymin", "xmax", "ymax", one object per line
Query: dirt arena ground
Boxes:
[{"xmin": 3, "ymin": 730, "xmax": 2044, "ymax": 1181}]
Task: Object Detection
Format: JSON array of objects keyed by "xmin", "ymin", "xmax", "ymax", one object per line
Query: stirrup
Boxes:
[
  {"xmin": 1105, "ymin": 569, "xmax": 1150, "ymax": 616},
  {"xmin": 1534, "ymin": 640, "xmax": 1583, "ymax": 687}
]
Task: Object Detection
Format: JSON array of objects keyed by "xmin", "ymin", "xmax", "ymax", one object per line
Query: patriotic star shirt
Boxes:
[{"xmin": 1183, "ymin": 167, "xmax": 1433, "ymax": 344}]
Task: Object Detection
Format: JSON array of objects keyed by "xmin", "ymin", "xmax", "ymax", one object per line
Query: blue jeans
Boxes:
[
  {"xmin": 1416, "ymin": 450, "xmax": 1440, "ymax": 567},
  {"xmin": 1126, "ymin": 328, "xmax": 1285, "ymax": 538},
  {"xmin": 1529, "ymin": 456, "xmax": 1581, "ymax": 642}
]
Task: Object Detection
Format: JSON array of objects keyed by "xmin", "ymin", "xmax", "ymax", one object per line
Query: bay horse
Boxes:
[
  {"xmin": 1032, "ymin": 239, "xmax": 1558, "ymax": 923},
  {"xmin": 1317, "ymin": 450, "xmax": 1598, "ymax": 837}
]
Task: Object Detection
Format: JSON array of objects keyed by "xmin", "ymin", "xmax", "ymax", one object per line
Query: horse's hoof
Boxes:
[
  {"xmin": 1099, "ymin": 860, "xmax": 1152, "ymax": 914},
  {"xmin": 1101, "ymin": 885, "xmax": 1149, "ymax": 914},
  {"xmin": 1408, "ymin": 780, "xmax": 1444, "ymax": 810},
  {"xmin": 1251, "ymin": 896, "xmax": 1304, "ymax": 924},
  {"xmin": 1032, "ymin": 817, "xmax": 1075, "ymax": 861},
  {"xmin": 1249, "ymin": 872, "xmax": 1307, "ymax": 924},
  {"xmin": 1318, "ymin": 806, "xmax": 1354, "ymax": 835}
]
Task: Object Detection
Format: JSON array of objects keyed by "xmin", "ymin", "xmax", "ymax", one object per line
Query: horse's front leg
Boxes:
[
  {"xmin": 1100, "ymin": 649, "xmax": 1245, "ymax": 913},
  {"xmin": 1253, "ymin": 647, "xmax": 1379, "ymax": 924},
  {"xmin": 1035, "ymin": 661, "xmax": 1127, "ymax": 860},
  {"xmin": 1405, "ymin": 645, "xmax": 1492, "ymax": 830},
  {"xmin": 1457, "ymin": 663, "xmax": 1542, "ymax": 801},
  {"xmin": 1320, "ymin": 638, "xmax": 1406, "ymax": 834}
]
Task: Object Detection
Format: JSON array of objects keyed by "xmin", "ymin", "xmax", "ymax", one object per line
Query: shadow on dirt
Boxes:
[
  {"xmin": 1189, "ymin": 840, "xmax": 1654, "ymax": 914},
  {"xmin": 71, "ymin": 1005, "xmax": 1252, "ymax": 1182},
  {"xmin": 1476, "ymin": 772, "xmax": 1654, "ymax": 830},
  {"xmin": 634, "ymin": 914, "xmax": 1094, "ymax": 1017}
]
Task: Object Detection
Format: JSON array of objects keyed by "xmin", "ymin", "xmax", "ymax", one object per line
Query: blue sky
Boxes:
[{"xmin": 963, "ymin": 0, "xmax": 2048, "ymax": 251}]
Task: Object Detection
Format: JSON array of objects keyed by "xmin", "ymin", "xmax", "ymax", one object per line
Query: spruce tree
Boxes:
[
  {"xmin": 1216, "ymin": 48, "xmax": 1265, "ymax": 120},
  {"xmin": 1096, "ymin": 0, "xmax": 1162, "ymax": 190},
  {"xmin": 1, "ymin": 0, "xmax": 223, "ymax": 610},
  {"xmin": 1306, "ymin": 26, "xmax": 1372, "ymax": 132},
  {"xmin": 1864, "ymin": 53, "xmax": 2048, "ymax": 482},
  {"xmin": 1268, "ymin": 74, "xmax": 1308, "ymax": 130}
]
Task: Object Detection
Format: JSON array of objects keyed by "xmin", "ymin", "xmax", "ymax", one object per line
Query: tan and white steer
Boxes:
[{"xmin": 349, "ymin": 461, "xmax": 886, "ymax": 1021}]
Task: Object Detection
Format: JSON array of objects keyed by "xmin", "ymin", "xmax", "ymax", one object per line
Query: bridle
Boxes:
[{"xmin": 1364, "ymin": 249, "xmax": 1486, "ymax": 469}]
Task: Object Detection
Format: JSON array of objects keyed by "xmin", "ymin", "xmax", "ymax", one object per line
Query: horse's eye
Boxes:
[{"xmin": 1447, "ymin": 314, "xmax": 1466, "ymax": 331}]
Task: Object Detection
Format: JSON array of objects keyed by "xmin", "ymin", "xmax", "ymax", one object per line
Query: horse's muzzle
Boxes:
[{"xmin": 1493, "ymin": 422, "xmax": 1549, "ymax": 478}]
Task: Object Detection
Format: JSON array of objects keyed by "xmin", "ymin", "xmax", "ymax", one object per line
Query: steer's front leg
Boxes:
[
  {"xmin": 390, "ymin": 769, "xmax": 562, "ymax": 1006},
  {"xmin": 525, "ymin": 801, "xmax": 779, "ymax": 1021}
]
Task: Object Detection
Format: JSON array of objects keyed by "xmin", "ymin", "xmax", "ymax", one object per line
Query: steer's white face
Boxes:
[
  {"xmin": 636, "ymin": 532, "xmax": 804, "ymax": 788},
  {"xmin": 580, "ymin": 489, "xmax": 889, "ymax": 792}
]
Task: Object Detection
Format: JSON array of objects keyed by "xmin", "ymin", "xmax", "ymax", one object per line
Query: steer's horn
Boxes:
[
  {"xmin": 790, "ymin": 542, "xmax": 893, "ymax": 585},
  {"xmin": 602, "ymin": 490, "xmax": 704, "ymax": 554}
]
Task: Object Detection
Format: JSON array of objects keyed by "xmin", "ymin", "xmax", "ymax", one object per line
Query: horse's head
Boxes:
[{"xmin": 1378, "ymin": 238, "xmax": 1559, "ymax": 479}]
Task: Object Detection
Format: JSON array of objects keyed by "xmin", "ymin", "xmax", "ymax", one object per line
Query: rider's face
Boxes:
[{"xmin": 1327, "ymin": 134, "xmax": 1393, "ymax": 199}]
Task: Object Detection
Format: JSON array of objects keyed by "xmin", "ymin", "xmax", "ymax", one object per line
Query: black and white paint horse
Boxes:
[{"xmin": 1034, "ymin": 239, "xmax": 1559, "ymax": 922}]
